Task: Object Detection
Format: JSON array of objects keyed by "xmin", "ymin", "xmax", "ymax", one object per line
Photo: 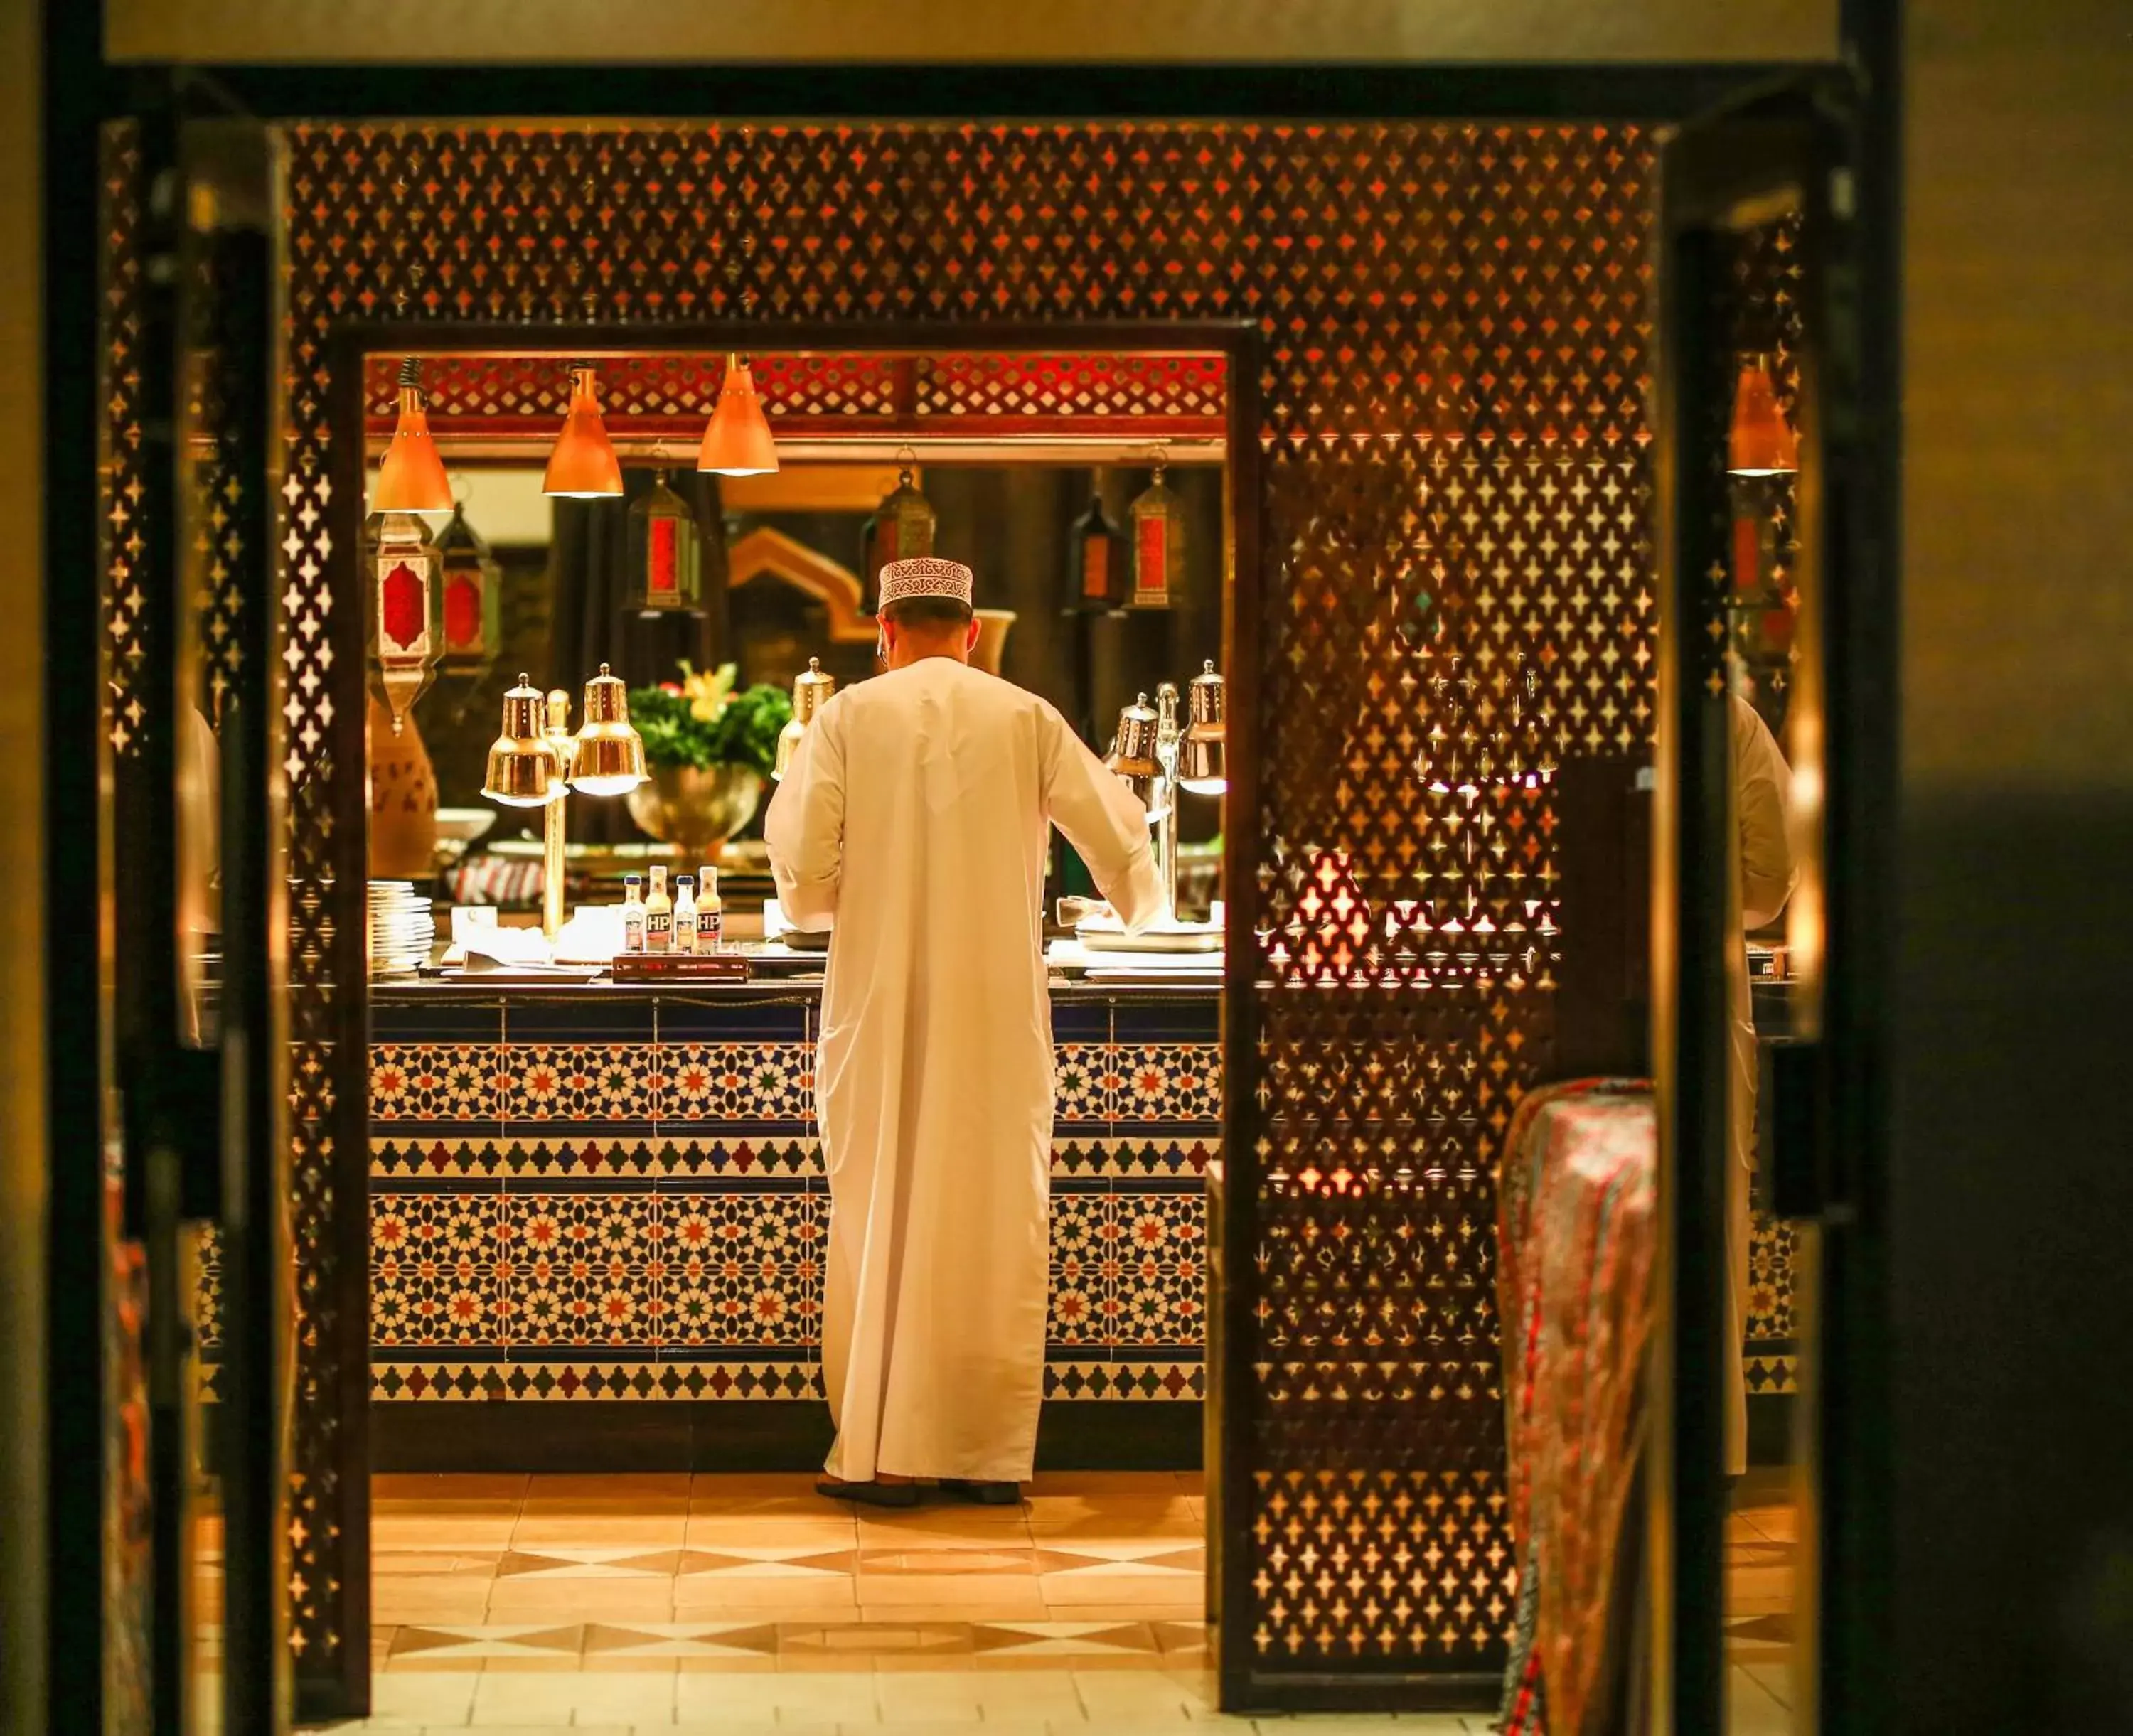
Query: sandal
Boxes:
[{"xmin": 815, "ymin": 1476, "xmax": 920, "ymax": 1510}]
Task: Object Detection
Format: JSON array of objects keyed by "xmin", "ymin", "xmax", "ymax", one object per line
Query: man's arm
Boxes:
[
  {"xmin": 763, "ymin": 704, "xmax": 845, "ymax": 930},
  {"xmin": 1042, "ymin": 707, "xmax": 1162, "ymax": 935}
]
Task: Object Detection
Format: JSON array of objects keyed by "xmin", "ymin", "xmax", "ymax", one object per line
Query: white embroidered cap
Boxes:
[{"xmin": 878, "ymin": 556, "xmax": 974, "ymax": 610}]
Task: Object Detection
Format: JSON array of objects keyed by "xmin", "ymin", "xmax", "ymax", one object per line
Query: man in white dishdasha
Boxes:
[{"xmin": 765, "ymin": 555, "xmax": 1161, "ymax": 1508}]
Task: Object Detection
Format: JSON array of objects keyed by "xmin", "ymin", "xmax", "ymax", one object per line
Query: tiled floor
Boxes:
[
  {"xmin": 1726, "ymin": 1469, "xmax": 1797, "ymax": 1734},
  {"xmin": 298, "ymin": 1467, "xmax": 1795, "ymax": 1733}
]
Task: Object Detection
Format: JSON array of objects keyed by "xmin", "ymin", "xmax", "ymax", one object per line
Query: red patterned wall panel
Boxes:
[{"xmin": 359, "ymin": 348, "xmax": 1228, "ymax": 444}]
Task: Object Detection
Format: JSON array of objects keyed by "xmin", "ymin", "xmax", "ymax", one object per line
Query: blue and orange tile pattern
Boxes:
[{"xmin": 366, "ymin": 987, "xmax": 1218, "ymax": 1403}]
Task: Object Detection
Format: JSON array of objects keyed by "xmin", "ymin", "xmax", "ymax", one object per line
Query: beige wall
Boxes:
[
  {"xmin": 0, "ymin": 0, "xmax": 46, "ymax": 1727},
  {"xmin": 1903, "ymin": 0, "xmax": 2133, "ymax": 790},
  {"xmin": 109, "ymin": 0, "xmax": 1836, "ymax": 65},
  {"xmin": 1890, "ymin": 2, "xmax": 2133, "ymax": 1723}
]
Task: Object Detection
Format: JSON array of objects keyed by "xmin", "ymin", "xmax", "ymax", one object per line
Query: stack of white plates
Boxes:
[{"xmin": 368, "ymin": 880, "xmax": 435, "ymax": 976}]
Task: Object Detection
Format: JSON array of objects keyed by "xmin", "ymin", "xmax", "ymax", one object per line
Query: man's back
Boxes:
[{"xmin": 823, "ymin": 658, "xmax": 1054, "ymax": 970}]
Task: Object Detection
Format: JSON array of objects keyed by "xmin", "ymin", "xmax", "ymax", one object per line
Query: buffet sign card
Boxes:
[{"xmin": 611, "ymin": 953, "xmax": 753, "ymax": 984}]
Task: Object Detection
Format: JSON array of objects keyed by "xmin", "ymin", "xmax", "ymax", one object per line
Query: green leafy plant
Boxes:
[{"xmin": 629, "ymin": 661, "xmax": 793, "ymax": 778}]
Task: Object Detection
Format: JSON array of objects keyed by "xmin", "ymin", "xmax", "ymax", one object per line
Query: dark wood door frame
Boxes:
[{"xmin": 55, "ymin": 53, "xmax": 1851, "ymax": 1730}]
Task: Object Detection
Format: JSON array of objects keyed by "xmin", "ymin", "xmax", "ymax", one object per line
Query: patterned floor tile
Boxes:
[
  {"xmin": 854, "ymin": 1511, "xmax": 1034, "ymax": 1545},
  {"xmin": 776, "ymin": 1620, "xmax": 975, "ymax": 1660},
  {"xmin": 510, "ymin": 1517, "xmax": 688, "ymax": 1551},
  {"xmin": 388, "ymin": 1624, "xmax": 584, "ymax": 1660},
  {"xmin": 471, "ymin": 1665, "xmax": 678, "ymax": 1720},
  {"xmin": 670, "ymin": 1577, "xmax": 860, "ymax": 1612},
  {"xmin": 1040, "ymin": 1572, "xmax": 1206, "ymax": 1609},
  {"xmin": 1025, "ymin": 1502, "xmax": 1202, "ymax": 1536},
  {"xmin": 493, "ymin": 1547, "xmax": 685, "ymax": 1579},
  {"xmin": 580, "ymin": 1621, "xmax": 781, "ymax": 1657},
  {"xmin": 373, "ymin": 1511, "xmax": 520, "ymax": 1551},
  {"xmin": 967, "ymin": 1620, "xmax": 1162, "ymax": 1657},
  {"xmin": 870, "ymin": 1665, "xmax": 987, "ymax": 1722},
  {"xmin": 673, "ymin": 1669, "xmax": 880, "ymax": 1723},
  {"xmin": 1151, "ymin": 1619, "xmax": 1209, "ymax": 1656},
  {"xmin": 680, "ymin": 1550, "xmax": 860, "ymax": 1580},
  {"xmin": 854, "ymin": 1574, "xmax": 1049, "ymax": 1614},
  {"xmin": 346, "ymin": 1471, "xmax": 1782, "ymax": 1728},
  {"xmin": 1029, "ymin": 1545, "xmax": 1203, "ymax": 1576},
  {"xmin": 483, "ymin": 1580, "xmax": 678, "ymax": 1620},
  {"xmin": 371, "ymin": 1584, "xmax": 496, "ymax": 1626},
  {"xmin": 857, "ymin": 1544, "xmax": 1038, "ymax": 1577},
  {"xmin": 372, "ymin": 1549, "xmax": 501, "ymax": 1580}
]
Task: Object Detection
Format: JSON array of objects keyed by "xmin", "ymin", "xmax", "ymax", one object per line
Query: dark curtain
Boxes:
[{"xmin": 550, "ymin": 468, "xmax": 732, "ymax": 841}]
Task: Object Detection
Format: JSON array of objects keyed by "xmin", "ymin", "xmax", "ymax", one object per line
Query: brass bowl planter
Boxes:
[{"xmin": 625, "ymin": 762, "xmax": 765, "ymax": 862}]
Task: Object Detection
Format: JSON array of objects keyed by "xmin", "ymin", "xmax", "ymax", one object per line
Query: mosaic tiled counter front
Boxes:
[{"xmin": 363, "ymin": 981, "xmax": 1217, "ymax": 1464}]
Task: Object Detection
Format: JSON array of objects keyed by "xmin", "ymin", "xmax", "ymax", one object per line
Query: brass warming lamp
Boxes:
[
  {"xmin": 1107, "ymin": 664, "xmax": 1227, "ymax": 928},
  {"xmin": 570, "ymin": 664, "xmax": 651, "ymax": 797},
  {"xmin": 1177, "ymin": 660, "xmax": 1228, "ymax": 795},
  {"xmin": 1104, "ymin": 692, "xmax": 1169, "ymax": 825},
  {"xmin": 773, "ymin": 657, "xmax": 836, "ymax": 782},
  {"xmin": 481, "ymin": 666, "xmax": 647, "ymax": 939}
]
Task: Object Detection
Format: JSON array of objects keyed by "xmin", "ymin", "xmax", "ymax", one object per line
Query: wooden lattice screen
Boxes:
[{"xmin": 104, "ymin": 119, "xmax": 1660, "ymax": 1713}]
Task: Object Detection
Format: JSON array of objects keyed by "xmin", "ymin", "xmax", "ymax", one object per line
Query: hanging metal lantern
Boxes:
[
  {"xmin": 1064, "ymin": 487, "xmax": 1128, "ymax": 614},
  {"xmin": 1128, "ymin": 454, "xmax": 1185, "ymax": 610},
  {"xmin": 860, "ymin": 458, "xmax": 936, "ymax": 614},
  {"xmin": 368, "ymin": 508, "xmax": 444, "ymax": 734},
  {"xmin": 435, "ymin": 500, "xmax": 502, "ymax": 683},
  {"xmin": 626, "ymin": 469, "xmax": 706, "ymax": 616}
]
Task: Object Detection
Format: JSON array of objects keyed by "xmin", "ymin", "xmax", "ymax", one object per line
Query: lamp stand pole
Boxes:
[
  {"xmin": 542, "ymin": 690, "xmax": 578, "ymax": 941},
  {"xmin": 1154, "ymin": 682, "xmax": 1181, "ymax": 926}
]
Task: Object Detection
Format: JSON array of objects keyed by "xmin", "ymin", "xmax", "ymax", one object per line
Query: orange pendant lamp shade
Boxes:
[
  {"xmin": 697, "ymin": 354, "xmax": 779, "ymax": 478},
  {"xmin": 373, "ymin": 358, "xmax": 455, "ymax": 513},
  {"xmin": 542, "ymin": 363, "xmax": 626, "ymax": 498},
  {"xmin": 1728, "ymin": 355, "xmax": 1800, "ymax": 477}
]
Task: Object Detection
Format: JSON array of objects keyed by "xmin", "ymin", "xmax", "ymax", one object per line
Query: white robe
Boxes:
[
  {"xmin": 764, "ymin": 658, "xmax": 1163, "ymax": 1483},
  {"xmin": 1726, "ymin": 693, "xmax": 1797, "ymax": 1475}
]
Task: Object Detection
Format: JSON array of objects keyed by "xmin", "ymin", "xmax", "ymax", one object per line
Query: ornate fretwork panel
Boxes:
[
  {"xmin": 1246, "ymin": 122, "xmax": 1653, "ymax": 1680},
  {"xmin": 278, "ymin": 120, "xmax": 1657, "ymax": 1699},
  {"xmin": 101, "ymin": 129, "xmax": 147, "ymax": 758},
  {"xmin": 1728, "ymin": 214, "xmax": 1806, "ymax": 741}
]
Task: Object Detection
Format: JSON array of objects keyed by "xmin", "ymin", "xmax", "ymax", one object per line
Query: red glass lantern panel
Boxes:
[{"xmin": 1128, "ymin": 463, "xmax": 1183, "ymax": 610}]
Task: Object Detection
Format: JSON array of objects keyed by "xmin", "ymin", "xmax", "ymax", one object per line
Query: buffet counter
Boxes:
[{"xmin": 364, "ymin": 975, "xmax": 1219, "ymax": 1471}]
